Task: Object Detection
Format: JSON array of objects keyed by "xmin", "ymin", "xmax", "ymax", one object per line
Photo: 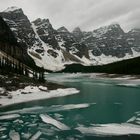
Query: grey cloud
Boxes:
[
  {"xmin": 0, "ymin": 0, "xmax": 140, "ymax": 32},
  {"xmin": 80, "ymin": 0, "xmax": 140, "ymax": 30}
]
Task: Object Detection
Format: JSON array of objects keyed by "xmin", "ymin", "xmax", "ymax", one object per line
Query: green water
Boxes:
[
  {"xmin": 1, "ymin": 73, "xmax": 140, "ymax": 140},
  {"xmin": 45, "ymin": 74, "xmax": 140, "ymax": 123}
]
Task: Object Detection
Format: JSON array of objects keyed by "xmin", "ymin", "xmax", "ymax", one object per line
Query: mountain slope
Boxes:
[
  {"xmin": 0, "ymin": 15, "xmax": 38, "ymax": 70},
  {"xmin": 76, "ymin": 24, "xmax": 140, "ymax": 65},
  {"xmin": 81, "ymin": 24, "xmax": 132, "ymax": 60},
  {"xmin": 0, "ymin": 7, "xmax": 39, "ymax": 67},
  {"xmin": 1, "ymin": 7, "xmax": 140, "ymax": 71},
  {"xmin": 0, "ymin": 7, "xmax": 92, "ymax": 71}
]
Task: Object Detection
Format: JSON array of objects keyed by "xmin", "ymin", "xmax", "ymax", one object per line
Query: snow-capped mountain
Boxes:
[
  {"xmin": 0, "ymin": 15, "xmax": 36, "ymax": 67},
  {"xmin": 0, "ymin": 7, "xmax": 35, "ymax": 46},
  {"xmin": 0, "ymin": 7, "xmax": 140, "ymax": 71},
  {"xmin": 126, "ymin": 29, "xmax": 140, "ymax": 52},
  {"xmin": 81, "ymin": 24, "xmax": 131, "ymax": 58},
  {"xmin": 0, "ymin": 7, "xmax": 92, "ymax": 71},
  {"xmin": 79, "ymin": 24, "xmax": 140, "ymax": 65}
]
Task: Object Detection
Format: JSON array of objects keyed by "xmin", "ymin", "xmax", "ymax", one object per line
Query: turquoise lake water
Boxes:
[{"xmin": 1, "ymin": 73, "xmax": 140, "ymax": 140}]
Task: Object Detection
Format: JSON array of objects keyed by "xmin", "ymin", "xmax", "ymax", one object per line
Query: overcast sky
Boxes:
[{"xmin": 0, "ymin": 0, "xmax": 140, "ymax": 32}]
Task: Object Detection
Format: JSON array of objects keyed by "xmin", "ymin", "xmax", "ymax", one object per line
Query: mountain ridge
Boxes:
[{"xmin": 0, "ymin": 6, "xmax": 140, "ymax": 71}]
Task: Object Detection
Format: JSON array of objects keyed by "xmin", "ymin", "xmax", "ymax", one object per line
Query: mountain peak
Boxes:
[
  {"xmin": 92, "ymin": 23, "xmax": 124, "ymax": 38},
  {"xmin": 3, "ymin": 6, "xmax": 22, "ymax": 13},
  {"xmin": 73, "ymin": 27, "xmax": 82, "ymax": 33},
  {"xmin": 129, "ymin": 28, "xmax": 140, "ymax": 33},
  {"xmin": 32, "ymin": 18, "xmax": 51, "ymax": 26},
  {"xmin": 57, "ymin": 26, "xmax": 69, "ymax": 33},
  {"xmin": 108, "ymin": 23, "xmax": 121, "ymax": 29},
  {"xmin": 33, "ymin": 18, "xmax": 50, "ymax": 23},
  {"xmin": 72, "ymin": 27, "xmax": 83, "ymax": 41}
]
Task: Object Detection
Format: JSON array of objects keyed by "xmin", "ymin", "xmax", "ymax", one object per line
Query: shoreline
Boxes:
[
  {"xmin": 0, "ymin": 73, "xmax": 80, "ymax": 108},
  {"xmin": 96, "ymin": 73, "xmax": 140, "ymax": 80},
  {"xmin": 1, "ymin": 72, "xmax": 140, "ymax": 109},
  {"xmin": 0, "ymin": 87, "xmax": 80, "ymax": 109}
]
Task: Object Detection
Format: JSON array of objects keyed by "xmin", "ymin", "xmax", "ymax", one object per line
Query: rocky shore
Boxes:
[{"xmin": 0, "ymin": 73, "xmax": 64, "ymax": 92}]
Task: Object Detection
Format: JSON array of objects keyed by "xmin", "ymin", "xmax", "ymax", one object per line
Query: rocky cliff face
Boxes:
[
  {"xmin": 0, "ymin": 15, "xmax": 20, "ymax": 59},
  {"xmin": 126, "ymin": 29, "xmax": 140, "ymax": 52},
  {"xmin": 1, "ymin": 7, "xmax": 140, "ymax": 71},
  {"xmin": 72, "ymin": 27, "xmax": 84, "ymax": 42},
  {"xmin": 0, "ymin": 7, "xmax": 36, "ymax": 48},
  {"xmin": 0, "ymin": 7, "xmax": 36, "ymax": 67},
  {"xmin": 81, "ymin": 24, "xmax": 132, "ymax": 57},
  {"xmin": 0, "ymin": 7, "xmax": 91, "ymax": 71},
  {"xmin": 76, "ymin": 24, "xmax": 140, "ymax": 65},
  {"xmin": 0, "ymin": 16, "xmax": 17, "ymax": 45},
  {"xmin": 57, "ymin": 26, "xmax": 89, "ymax": 60}
]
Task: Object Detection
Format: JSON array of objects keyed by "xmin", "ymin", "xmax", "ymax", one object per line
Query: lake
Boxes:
[{"xmin": 0, "ymin": 73, "xmax": 140, "ymax": 140}]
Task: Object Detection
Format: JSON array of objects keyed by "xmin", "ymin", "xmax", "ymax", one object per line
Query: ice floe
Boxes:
[
  {"xmin": 0, "ymin": 114, "xmax": 20, "ymax": 120},
  {"xmin": 9, "ymin": 130, "xmax": 20, "ymax": 140},
  {"xmin": 22, "ymin": 132, "xmax": 32, "ymax": 139},
  {"xmin": 127, "ymin": 116, "xmax": 137, "ymax": 123},
  {"xmin": 0, "ymin": 127, "xmax": 6, "ymax": 132},
  {"xmin": 76, "ymin": 123, "xmax": 140, "ymax": 136},
  {"xmin": 0, "ymin": 103, "xmax": 94, "ymax": 115},
  {"xmin": 54, "ymin": 113, "xmax": 63, "ymax": 120},
  {"xmin": 40, "ymin": 114, "xmax": 70, "ymax": 130},
  {"xmin": 0, "ymin": 106, "xmax": 44, "ymax": 115},
  {"xmin": 127, "ymin": 112, "xmax": 140, "ymax": 125},
  {"xmin": 42, "ymin": 111, "xmax": 140, "ymax": 137},
  {"xmin": 114, "ymin": 102, "xmax": 122, "ymax": 105},
  {"xmin": 30, "ymin": 131, "xmax": 42, "ymax": 140},
  {"xmin": 117, "ymin": 83, "xmax": 139, "ymax": 88},
  {"xmin": 45, "ymin": 103, "xmax": 95, "ymax": 112}
]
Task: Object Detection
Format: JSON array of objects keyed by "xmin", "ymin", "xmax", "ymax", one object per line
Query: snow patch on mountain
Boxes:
[
  {"xmin": 28, "ymin": 23, "xmax": 65, "ymax": 71},
  {"xmin": 1, "ymin": 7, "xmax": 140, "ymax": 71},
  {"xmin": 89, "ymin": 49, "xmax": 140, "ymax": 65},
  {"xmin": 28, "ymin": 19, "xmax": 93, "ymax": 71},
  {"xmin": 92, "ymin": 24, "xmax": 121, "ymax": 38}
]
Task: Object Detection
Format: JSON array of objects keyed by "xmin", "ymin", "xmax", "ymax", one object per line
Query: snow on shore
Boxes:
[{"xmin": 0, "ymin": 86, "xmax": 80, "ymax": 107}]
